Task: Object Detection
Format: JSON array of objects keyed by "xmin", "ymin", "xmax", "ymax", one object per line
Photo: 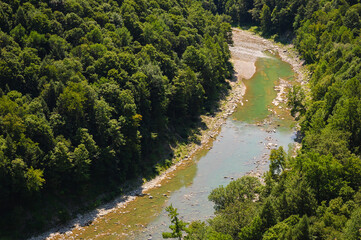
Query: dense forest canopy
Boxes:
[
  {"xmin": 2, "ymin": 0, "xmax": 361, "ymax": 238},
  {"xmin": 0, "ymin": 0, "xmax": 233, "ymax": 237},
  {"xmin": 180, "ymin": 0, "xmax": 361, "ymax": 239}
]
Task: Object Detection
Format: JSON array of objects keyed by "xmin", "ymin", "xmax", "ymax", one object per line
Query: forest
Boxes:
[
  {"xmin": 0, "ymin": 0, "xmax": 233, "ymax": 237},
  {"xmin": 170, "ymin": 0, "xmax": 361, "ymax": 239},
  {"xmin": 1, "ymin": 0, "xmax": 361, "ymax": 239}
]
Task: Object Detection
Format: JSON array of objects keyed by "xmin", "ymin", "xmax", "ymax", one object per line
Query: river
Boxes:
[
  {"xmin": 132, "ymin": 51, "xmax": 296, "ymax": 240},
  {"xmin": 43, "ymin": 29, "xmax": 299, "ymax": 240}
]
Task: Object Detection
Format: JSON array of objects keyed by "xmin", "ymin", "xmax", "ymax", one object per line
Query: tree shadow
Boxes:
[
  {"xmin": 236, "ymin": 24, "xmax": 296, "ymax": 45},
  {"xmin": 273, "ymin": 31, "xmax": 295, "ymax": 45},
  {"xmin": 30, "ymin": 78, "xmax": 235, "ymax": 239},
  {"xmin": 229, "ymin": 69, "xmax": 239, "ymax": 83}
]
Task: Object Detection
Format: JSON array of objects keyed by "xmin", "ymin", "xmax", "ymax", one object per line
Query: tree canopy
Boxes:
[{"xmin": 0, "ymin": 0, "xmax": 233, "ymax": 237}]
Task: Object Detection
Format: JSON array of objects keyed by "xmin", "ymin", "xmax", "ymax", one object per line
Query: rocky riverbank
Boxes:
[
  {"xmin": 232, "ymin": 28, "xmax": 308, "ymax": 180},
  {"xmin": 30, "ymin": 28, "xmax": 307, "ymax": 240}
]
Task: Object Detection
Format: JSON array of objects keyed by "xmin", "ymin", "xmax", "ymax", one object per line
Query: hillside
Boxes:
[{"xmin": 0, "ymin": 0, "xmax": 233, "ymax": 237}]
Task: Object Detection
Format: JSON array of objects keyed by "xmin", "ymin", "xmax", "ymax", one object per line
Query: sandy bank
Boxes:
[
  {"xmin": 231, "ymin": 28, "xmax": 308, "ymax": 85},
  {"xmin": 232, "ymin": 28, "xmax": 308, "ymax": 180}
]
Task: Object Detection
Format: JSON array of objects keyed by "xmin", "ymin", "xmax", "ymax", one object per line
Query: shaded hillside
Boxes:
[{"xmin": 0, "ymin": 0, "xmax": 233, "ymax": 237}]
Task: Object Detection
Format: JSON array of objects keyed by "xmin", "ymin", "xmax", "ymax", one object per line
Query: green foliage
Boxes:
[
  {"xmin": 207, "ymin": 176, "xmax": 263, "ymax": 238},
  {"xmin": 25, "ymin": 167, "xmax": 45, "ymax": 192},
  {"xmin": 291, "ymin": 215, "xmax": 311, "ymax": 240},
  {"xmin": 238, "ymin": 199, "xmax": 277, "ymax": 240},
  {"xmin": 186, "ymin": 221, "xmax": 232, "ymax": 240},
  {"xmin": 343, "ymin": 207, "xmax": 361, "ymax": 240},
  {"xmin": 209, "ymin": 0, "xmax": 309, "ymax": 36},
  {"xmin": 263, "ymin": 215, "xmax": 300, "ymax": 240},
  {"xmin": 269, "ymin": 146, "xmax": 285, "ymax": 178},
  {"xmin": 294, "ymin": 153, "xmax": 345, "ymax": 202},
  {"xmin": 238, "ymin": 215, "xmax": 264, "ymax": 240},
  {"xmin": 162, "ymin": 205, "xmax": 188, "ymax": 239},
  {"xmin": 208, "ymin": 176, "xmax": 262, "ymax": 212},
  {"xmin": 260, "ymin": 4, "xmax": 272, "ymax": 35},
  {"xmin": 287, "ymin": 85, "xmax": 306, "ymax": 120},
  {"xmin": 0, "ymin": 0, "xmax": 233, "ymax": 237}
]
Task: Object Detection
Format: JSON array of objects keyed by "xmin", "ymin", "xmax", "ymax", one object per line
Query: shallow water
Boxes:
[
  {"xmin": 131, "ymin": 54, "xmax": 296, "ymax": 239},
  {"xmin": 134, "ymin": 122, "xmax": 295, "ymax": 239},
  {"xmin": 65, "ymin": 50, "xmax": 296, "ymax": 240},
  {"xmin": 233, "ymin": 53, "xmax": 294, "ymax": 123}
]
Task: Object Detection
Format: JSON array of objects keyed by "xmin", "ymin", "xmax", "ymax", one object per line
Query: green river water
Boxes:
[{"xmin": 61, "ymin": 52, "xmax": 296, "ymax": 240}]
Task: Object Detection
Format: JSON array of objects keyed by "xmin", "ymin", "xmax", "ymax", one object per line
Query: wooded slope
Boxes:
[{"xmin": 0, "ymin": 0, "xmax": 232, "ymax": 237}]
